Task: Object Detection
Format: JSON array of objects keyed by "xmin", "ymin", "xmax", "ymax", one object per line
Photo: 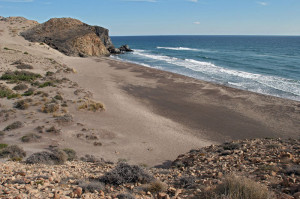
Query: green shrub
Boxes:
[
  {"xmin": 22, "ymin": 88, "xmax": 35, "ymax": 96},
  {"xmin": 0, "ymin": 143, "xmax": 8, "ymax": 150},
  {"xmin": 0, "ymin": 71, "xmax": 41, "ymax": 83},
  {"xmin": 0, "ymin": 85, "xmax": 20, "ymax": 99},
  {"xmin": 63, "ymin": 148, "xmax": 77, "ymax": 161},
  {"xmin": 21, "ymin": 133, "xmax": 41, "ymax": 142},
  {"xmin": 38, "ymin": 81, "xmax": 55, "ymax": 88}
]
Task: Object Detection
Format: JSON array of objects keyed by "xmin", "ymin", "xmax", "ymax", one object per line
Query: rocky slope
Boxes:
[
  {"xmin": 1, "ymin": 138, "xmax": 299, "ymax": 199},
  {"xmin": 21, "ymin": 18, "xmax": 113, "ymax": 57}
]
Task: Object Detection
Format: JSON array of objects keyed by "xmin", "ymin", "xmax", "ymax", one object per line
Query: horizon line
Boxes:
[{"xmin": 111, "ymin": 34, "xmax": 300, "ymax": 37}]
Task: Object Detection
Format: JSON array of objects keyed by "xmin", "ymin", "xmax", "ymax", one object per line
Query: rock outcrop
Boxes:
[{"xmin": 21, "ymin": 18, "xmax": 113, "ymax": 57}]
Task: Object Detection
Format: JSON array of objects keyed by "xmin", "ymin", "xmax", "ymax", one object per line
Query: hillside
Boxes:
[{"xmin": 21, "ymin": 18, "xmax": 113, "ymax": 57}]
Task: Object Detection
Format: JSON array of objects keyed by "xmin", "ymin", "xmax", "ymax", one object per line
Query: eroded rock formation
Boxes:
[{"xmin": 21, "ymin": 18, "xmax": 113, "ymax": 57}]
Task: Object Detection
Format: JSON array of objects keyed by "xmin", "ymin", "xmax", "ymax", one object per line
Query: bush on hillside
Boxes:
[
  {"xmin": 205, "ymin": 175, "xmax": 273, "ymax": 199},
  {"xmin": 25, "ymin": 150, "xmax": 67, "ymax": 165},
  {"xmin": 99, "ymin": 163, "xmax": 154, "ymax": 185},
  {"xmin": 0, "ymin": 145, "xmax": 26, "ymax": 160}
]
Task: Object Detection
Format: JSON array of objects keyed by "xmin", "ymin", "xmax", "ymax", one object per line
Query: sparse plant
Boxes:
[
  {"xmin": 223, "ymin": 142, "xmax": 240, "ymax": 150},
  {"xmin": 0, "ymin": 71, "xmax": 41, "ymax": 83},
  {"xmin": 4, "ymin": 121, "xmax": 24, "ymax": 131},
  {"xmin": 99, "ymin": 163, "xmax": 154, "ymax": 185},
  {"xmin": 93, "ymin": 142, "xmax": 102, "ymax": 146},
  {"xmin": 41, "ymin": 103, "xmax": 59, "ymax": 113},
  {"xmin": 38, "ymin": 81, "xmax": 55, "ymax": 88},
  {"xmin": 55, "ymin": 114, "xmax": 73, "ymax": 124},
  {"xmin": 14, "ymin": 99, "xmax": 32, "ymax": 110},
  {"xmin": 0, "ymin": 85, "xmax": 20, "ymax": 99},
  {"xmin": 21, "ymin": 133, "xmax": 41, "ymax": 142},
  {"xmin": 78, "ymin": 180, "xmax": 105, "ymax": 193},
  {"xmin": 78, "ymin": 99, "xmax": 105, "ymax": 112},
  {"xmin": 63, "ymin": 148, "xmax": 77, "ymax": 161},
  {"xmin": 22, "ymin": 88, "xmax": 35, "ymax": 96},
  {"xmin": 25, "ymin": 149, "xmax": 67, "ymax": 165},
  {"xmin": 116, "ymin": 193, "xmax": 136, "ymax": 199},
  {"xmin": 46, "ymin": 126, "xmax": 61, "ymax": 134},
  {"xmin": 15, "ymin": 64, "xmax": 33, "ymax": 69},
  {"xmin": 145, "ymin": 180, "xmax": 168, "ymax": 193},
  {"xmin": 0, "ymin": 143, "xmax": 8, "ymax": 150},
  {"xmin": 23, "ymin": 51, "xmax": 29, "ymax": 55},
  {"xmin": 13, "ymin": 83, "xmax": 28, "ymax": 90},
  {"xmin": 205, "ymin": 175, "xmax": 273, "ymax": 199},
  {"xmin": 0, "ymin": 145, "xmax": 26, "ymax": 160},
  {"xmin": 178, "ymin": 176, "xmax": 197, "ymax": 188}
]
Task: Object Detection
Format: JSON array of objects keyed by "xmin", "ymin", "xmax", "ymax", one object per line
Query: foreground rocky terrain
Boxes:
[{"xmin": 0, "ymin": 138, "xmax": 299, "ymax": 199}]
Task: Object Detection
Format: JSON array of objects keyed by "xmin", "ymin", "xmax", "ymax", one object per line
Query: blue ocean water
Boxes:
[{"xmin": 111, "ymin": 36, "xmax": 300, "ymax": 101}]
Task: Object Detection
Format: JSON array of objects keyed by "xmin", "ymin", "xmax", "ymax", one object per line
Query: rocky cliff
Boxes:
[{"xmin": 21, "ymin": 18, "xmax": 113, "ymax": 57}]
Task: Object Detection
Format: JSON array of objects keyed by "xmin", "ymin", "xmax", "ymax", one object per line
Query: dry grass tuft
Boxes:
[
  {"xmin": 205, "ymin": 175, "xmax": 274, "ymax": 199},
  {"xmin": 78, "ymin": 99, "xmax": 105, "ymax": 112},
  {"xmin": 41, "ymin": 103, "xmax": 59, "ymax": 113}
]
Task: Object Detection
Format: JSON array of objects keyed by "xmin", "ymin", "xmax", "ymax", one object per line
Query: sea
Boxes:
[{"xmin": 111, "ymin": 36, "xmax": 300, "ymax": 101}]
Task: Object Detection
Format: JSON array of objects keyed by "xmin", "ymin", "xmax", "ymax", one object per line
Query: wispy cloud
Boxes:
[
  {"xmin": 0, "ymin": 0, "xmax": 33, "ymax": 2},
  {"xmin": 257, "ymin": 1, "xmax": 268, "ymax": 6},
  {"xmin": 187, "ymin": 0, "xmax": 198, "ymax": 2},
  {"xmin": 193, "ymin": 21, "xmax": 200, "ymax": 25}
]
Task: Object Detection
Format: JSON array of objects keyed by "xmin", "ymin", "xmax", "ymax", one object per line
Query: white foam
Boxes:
[
  {"xmin": 120, "ymin": 50, "xmax": 300, "ymax": 100},
  {"xmin": 157, "ymin": 46, "xmax": 201, "ymax": 51}
]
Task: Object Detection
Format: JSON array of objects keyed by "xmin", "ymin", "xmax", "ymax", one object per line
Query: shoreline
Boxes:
[
  {"xmin": 110, "ymin": 55, "xmax": 300, "ymax": 103},
  {"xmin": 1, "ymin": 18, "xmax": 299, "ymax": 167},
  {"xmin": 64, "ymin": 55, "xmax": 300, "ymax": 144}
]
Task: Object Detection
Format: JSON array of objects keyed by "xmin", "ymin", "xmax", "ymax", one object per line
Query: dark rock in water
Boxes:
[
  {"xmin": 21, "ymin": 18, "xmax": 113, "ymax": 57},
  {"xmin": 108, "ymin": 47, "xmax": 121, "ymax": 54},
  {"xmin": 108, "ymin": 45, "xmax": 133, "ymax": 54},
  {"xmin": 119, "ymin": 45, "xmax": 133, "ymax": 52}
]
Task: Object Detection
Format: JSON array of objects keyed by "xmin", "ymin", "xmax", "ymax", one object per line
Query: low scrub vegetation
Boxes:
[
  {"xmin": 78, "ymin": 180, "xmax": 105, "ymax": 193},
  {"xmin": 145, "ymin": 180, "xmax": 168, "ymax": 193},
  {"xmin": 3, "ymin": 121, "xmax": 24, "ymax": 131},
  {"xmin": 63, "ymin": 148, "xmax": 77, "ymax": 161},
  {"xmin": 0, "ymin": 71, "xmax": 41, "ymax": 83},
  {"xmin": 0, "ymin": 145, "xmax": 26, "ymax": 160},
  {"xmin": 0, "ymin": 85, "xmax": 20, "ymax": 99},
  {"xmin": 0, "ymin": 143, "xmax": 8, "ymax": 150},
  {"xmin": 25, "ymin": 150, "xmax": 67, "ymax": 165},
  {"xmin": 205, "ymin": 175, "xmax": 273, "ymax": 199},
  {"xmin": 14, "ymin": 99, "xmax": 32, "ymax": 110},
  {"xmin": 78, "ymin": 99, "xmax": 105, "ymax": 112},
  {"xmin": 99, "ymin": 163, "xmax": 154, "ymax": 185},
  {"xmin": 15, "ymin": 64, "xmax": 33, "ymax": 69},
  {"xmin": 13, "ymin": 83, "xmax": 28, "ymax": 91},
  {"xmin": 41, "ymin": 103, "xmax": 59, "ymax": 113},
  {"xmin": 21, "ymin": 133, "xmax": 41, "ymax": 142}
]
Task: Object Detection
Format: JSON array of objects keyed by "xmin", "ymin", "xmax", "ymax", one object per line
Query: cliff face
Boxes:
[{"xmin": 21, "ymin": 18, "xmax": 113, "ymax": 57}]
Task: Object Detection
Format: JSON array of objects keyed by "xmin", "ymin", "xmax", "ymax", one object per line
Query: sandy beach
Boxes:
[{"xmin": 0, "ymin": 18, "xmax": 300, "ymax": 167}]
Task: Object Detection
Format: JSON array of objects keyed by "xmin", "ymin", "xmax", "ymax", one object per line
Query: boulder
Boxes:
[{"xmin": 119, "ymin": 45, "xmax": 133, "ymax": 52}]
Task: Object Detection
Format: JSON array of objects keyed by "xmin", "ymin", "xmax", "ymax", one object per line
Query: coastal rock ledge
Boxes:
[{"xmin": 21, "ymin": 18, "xmax": 114, "ymax": 57}]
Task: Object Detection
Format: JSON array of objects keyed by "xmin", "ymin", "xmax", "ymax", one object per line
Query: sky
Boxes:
[{"xmin": 0, "ymin": 0, "xmax": 299, "ymax": 36}]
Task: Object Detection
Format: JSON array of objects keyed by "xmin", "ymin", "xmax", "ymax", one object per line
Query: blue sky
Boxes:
[{"xmin": 0, "ymin": 0, "xmax": 299, "ymax": 36}]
